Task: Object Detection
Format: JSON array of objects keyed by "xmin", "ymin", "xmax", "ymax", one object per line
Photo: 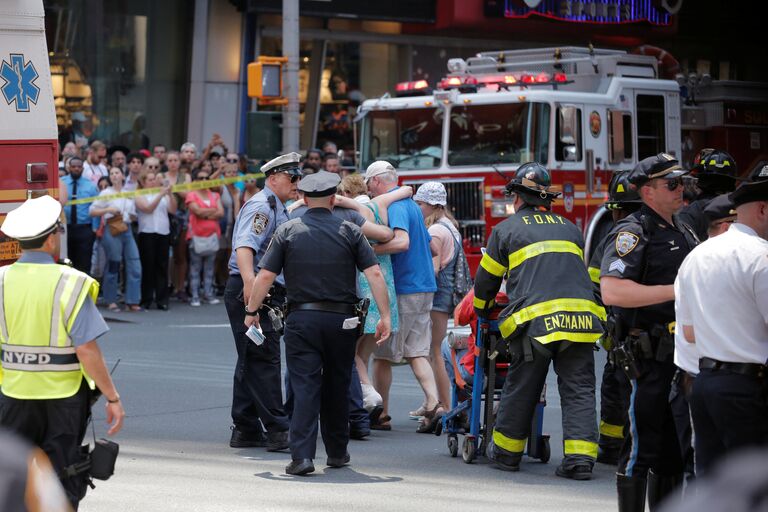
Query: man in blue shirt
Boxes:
[
  {"xmin": 364, "ymin": 161, "xmax": 440, "ymax": 428},
  {"xmin": 60, "ymin": 157, "xmax": 99, "ymax": 274}
]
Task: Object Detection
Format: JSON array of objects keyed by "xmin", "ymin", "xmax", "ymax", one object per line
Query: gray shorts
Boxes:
[{"xmin": 374, "ymin": 292, "xmax": 433, "ymax": 363}]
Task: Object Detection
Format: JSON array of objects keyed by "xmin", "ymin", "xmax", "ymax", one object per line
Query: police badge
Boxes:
[
  {"xmin": 252, "ymin": 212, "xmax": 269, "ymax": 234},
  {"xmin": 616, "ymin": 231, "xmax": 639, "ymax": 257}
]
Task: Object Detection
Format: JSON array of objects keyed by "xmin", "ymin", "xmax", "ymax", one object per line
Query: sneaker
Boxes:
[
  {"xmin": 205, "ymin": 297, "xmax": 220, "ymax": 305},
  {"xmin": 190, "ymin": 298, "xmax": 201, "ymax": 307}
]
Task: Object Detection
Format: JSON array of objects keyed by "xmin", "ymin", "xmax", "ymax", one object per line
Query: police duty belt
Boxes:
[{"xmin": 64, "ymin": 173, "xmax": 266, "ymax": 206}]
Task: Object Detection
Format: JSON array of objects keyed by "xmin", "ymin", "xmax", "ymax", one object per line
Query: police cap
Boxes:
[
  {"xmin": 703, "ymin": 194, "xmax": 736, "ymax": 222},
  {"xmin": 261, "ymin": 152, "xmax": 303, "ymax": 177},
  {"xmin": 627, "ymin": 153, "xmax": 688, "ymax": 186},
  {"xmin": 730, "ymin": 164, "xmax": 768, "ymax": 207},
  {"xmin": 2, "ymin": 195, "xmax": 62, "ymax": 241},
  {"xmin": 297, "ymin": 170, "xmax": 341, "ymax": 197}
]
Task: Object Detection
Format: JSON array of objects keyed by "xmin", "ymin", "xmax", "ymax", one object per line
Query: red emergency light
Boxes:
[{"xmin": 395, "ymin": 80, "xmax": 432, "ymax": 96}]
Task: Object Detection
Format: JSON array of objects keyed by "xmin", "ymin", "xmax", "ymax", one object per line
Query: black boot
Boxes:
[
  {"xmin": 647, "ymin": 471, "xmax": 682, "ymax": 511},
  {"xmin": 617, "ymin": 473, "xmax": 647, "ymax": 512}
]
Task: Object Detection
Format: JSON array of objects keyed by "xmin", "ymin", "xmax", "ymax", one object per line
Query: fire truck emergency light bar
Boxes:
[{"xmin": 395, "ymin": 72, "xmax": 568, "ymax": 97}]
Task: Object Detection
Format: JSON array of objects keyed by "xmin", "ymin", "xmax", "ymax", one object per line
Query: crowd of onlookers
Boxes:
[{"xmin": 58, "ymin": 135, "xmax": 350, "ymax": 312}]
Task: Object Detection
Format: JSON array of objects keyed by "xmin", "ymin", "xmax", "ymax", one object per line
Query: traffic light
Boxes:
[{"xmin": 247, "ymin": 56, "xmax": 288, "ymax": 105}]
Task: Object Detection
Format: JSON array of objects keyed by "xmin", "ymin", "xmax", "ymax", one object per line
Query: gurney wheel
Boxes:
[
  {"xmin": 447, "ymin": 435, "xmax": 458, "ymax": 457},
  {"xmin": 538, "ymin": 437, "xmax": 551, "ymax": 463},
  {"xmin": 462, "ymin": 437, "xmax": 476, "ymax": 464}
]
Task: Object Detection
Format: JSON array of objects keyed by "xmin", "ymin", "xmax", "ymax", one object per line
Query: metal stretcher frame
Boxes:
[{"xmin": 441, "ymin": 317, "xmax": 550, "ymax": 464}]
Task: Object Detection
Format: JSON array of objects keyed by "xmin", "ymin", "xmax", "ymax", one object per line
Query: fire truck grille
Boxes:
[{"xmin": 405, "ymin": 178, "xmax": 485, "ymax": 247}]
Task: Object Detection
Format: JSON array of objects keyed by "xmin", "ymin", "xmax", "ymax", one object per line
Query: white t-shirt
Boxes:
[
  {"xmin": 89, "ymin": 187, "xmax": 136, "ymax": 223},
  {"xmin": 137, "ymin": 193, "xmax": 171, "ymax": 235},
  {"xmin": 82, "ymin": 161, "xmax": 108, "ymax": 185},
  {"xmin": 675, "ymin": 223, "xmax": 768, "ymax": 366}
]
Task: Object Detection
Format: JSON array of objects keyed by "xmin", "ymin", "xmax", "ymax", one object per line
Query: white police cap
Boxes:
[
  {"xmin": 297, "ymin": 170, "xmax": 341, "ymax": 197},
  {"xmin": 2, "ymin": 195, "xmax": 62, "ymax": 241},
  {"xmin": 261, "ymin": 152, "xmax": 303, "ymax": 176}
]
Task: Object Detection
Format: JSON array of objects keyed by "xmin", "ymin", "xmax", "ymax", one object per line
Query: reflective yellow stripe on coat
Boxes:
[
  {"xmin": 498, "ymin": 298, "xmax": 606, "ymax": 341},
  {"xmin": 508, "ymin": 240, "xmax": 583, "ymax": 270}
]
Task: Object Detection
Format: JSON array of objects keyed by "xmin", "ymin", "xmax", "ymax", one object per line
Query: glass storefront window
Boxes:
[{"xmin": 45, "ymin": 0, "xmax": 192, "ymax": 152}]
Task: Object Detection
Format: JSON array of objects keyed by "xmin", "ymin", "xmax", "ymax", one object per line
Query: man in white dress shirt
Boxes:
[{"xmin": 675, "ymin": 167, "xmax": 768, "ymax": 475}]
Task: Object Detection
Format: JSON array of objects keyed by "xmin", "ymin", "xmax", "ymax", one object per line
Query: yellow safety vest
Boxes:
[{"xmin": 0, "ymin": 262, "xmax": 98, "ymax": 399}]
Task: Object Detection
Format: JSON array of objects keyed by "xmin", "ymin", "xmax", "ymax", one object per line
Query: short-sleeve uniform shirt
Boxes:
[
  {"xmin": 259, "ymin": 208, "xmax": 379, "ymax": 305},
  {"xmin": 228, "ymin": 186, "xmax": 289, "ymax": 285},
  {"xmin": 289, "ymin": 204, "xmax": 366, "ymax": 227},
  {"xmin": 600, "ymin": 204, "xmax": 697, "ymax": 329}
]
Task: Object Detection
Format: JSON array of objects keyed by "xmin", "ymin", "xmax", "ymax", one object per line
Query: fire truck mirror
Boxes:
[
  {"xmin": 559, "ymin": 106, "xmax": 579, "ymax": 145},
  {"xmin": 563, "ymin": 145, "xmax": 579, "ymax": 162}
]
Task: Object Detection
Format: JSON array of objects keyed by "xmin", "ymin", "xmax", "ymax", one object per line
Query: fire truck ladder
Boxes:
[{"xmin": 463, "ymin": 46, "xmax": 656, "ymax": 78}]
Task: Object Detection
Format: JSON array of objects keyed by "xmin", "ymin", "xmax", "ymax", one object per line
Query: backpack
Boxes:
[
  {"xmin": 451, "ymin": 245, "xmax": 473, "ymax": 308},
  {"xmin": 437, "ymin": 218, "xmax": 473, "ymax": 308}
]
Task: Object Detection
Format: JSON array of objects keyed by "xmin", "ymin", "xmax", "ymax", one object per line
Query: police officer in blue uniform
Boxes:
[
  {"xmin": 245, "ymin": 171, "xmax": 392, "ymax": 476},
  {"xmin": 224, "ymin": 152, "xmax": 302, "ymax": 450},
  {"xmin": 587, "ymin": 171, "xmax": 642, "ymax": 465},
  {"xmin": 600, "ymin": 153, "xmax": 698, "ymax": 512}
]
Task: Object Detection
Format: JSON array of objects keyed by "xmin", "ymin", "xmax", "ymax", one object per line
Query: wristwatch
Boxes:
[
  {"xmin": 107, "ymin": 394, "xmax": 120, "ymax": 404},
  {"xmin": 244, "ymin": 306, "xmax": 259, "ymax": 316}
]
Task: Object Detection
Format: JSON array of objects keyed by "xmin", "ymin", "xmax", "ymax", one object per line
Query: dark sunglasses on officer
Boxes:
[
  {"xmin": 663, "ymin": 177, "xmax": 683, "ymax": 191},
  {"xmin": 276, "ymin": 170, "xmax": 301, "ymax": 183}
]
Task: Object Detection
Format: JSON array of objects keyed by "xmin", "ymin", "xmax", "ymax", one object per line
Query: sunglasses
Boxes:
[
  {"xmin": 226, "ymin": 158, "xmax": 239, "ymax": 163},
  {"xmin": 277, "ymin": 171, "xmax": 300, "ymax": 183},
  {"xmin": 147, "ymin": 165, "xmax": 160, "ymax": 169},
  {"xmin": 664, "ymin": 178, "xmax": 683, "ymax": 191},
  {"xmin": 196, "ymin": 176, "xmax": 210, "ymax": 181}
]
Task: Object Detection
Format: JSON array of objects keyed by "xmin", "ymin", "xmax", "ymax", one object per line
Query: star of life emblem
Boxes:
[{"xmin": 0, "ymin": 54, "xmax": 40, "ymax": 112}]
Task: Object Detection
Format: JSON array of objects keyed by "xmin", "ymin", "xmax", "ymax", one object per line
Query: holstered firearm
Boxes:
[
  {"xmin": 355, "ymin": 298, "xmax": 370, "ymax": 336},
  {"xmin": 612, "ymin": 316, "xmax": 642, "ymax": 380}
]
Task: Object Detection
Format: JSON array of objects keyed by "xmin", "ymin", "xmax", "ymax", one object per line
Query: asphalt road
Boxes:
[{"xmin": 81, "ymin": 302, "xmax": 618, "ymax": 512}]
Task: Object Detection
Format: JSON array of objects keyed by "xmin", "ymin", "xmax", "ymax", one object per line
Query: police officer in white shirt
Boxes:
[
  {"xmin": 675, "ymin": 166, "xmax": 768, "ymax": 475},
  {"xmin": 672, "ymin": 193, "xmax": 737, "ymax": 485}
]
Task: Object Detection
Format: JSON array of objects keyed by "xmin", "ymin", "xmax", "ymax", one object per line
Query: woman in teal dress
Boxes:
[{"xmin": 339, "ymin": 174, "xmax": 411, "ymax": 417}]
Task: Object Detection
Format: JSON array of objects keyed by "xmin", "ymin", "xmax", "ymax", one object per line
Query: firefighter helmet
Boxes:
[
  {"xmin": 695, "ymin": 149, "xmax": 738, "ymax": 178},
  {"xmin": 606, "ymin": 170, "xmax": 641, "ymax": 210},
  {"xmin": 505, "ymin": 162, "xmax": 561, "ymax": 206}
]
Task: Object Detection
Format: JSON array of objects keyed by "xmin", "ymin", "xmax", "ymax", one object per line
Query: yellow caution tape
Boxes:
[{"xmin": 64, "ymin": 173, "xmax": 265, "ymax": 206}]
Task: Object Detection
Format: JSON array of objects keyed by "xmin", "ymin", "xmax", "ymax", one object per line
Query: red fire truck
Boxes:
[
  {"xmin": 0, "ymin": 0, "xmax": 59, "ymax": 264},
  {"xmin": 355, "ymin": 46, "xmax": 765, "ymax": 272}
]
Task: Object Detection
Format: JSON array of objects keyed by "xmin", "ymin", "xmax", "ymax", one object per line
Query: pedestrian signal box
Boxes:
[{"xmin": 248, "ymin": 56, "xmax": 288, "ymax": 104}]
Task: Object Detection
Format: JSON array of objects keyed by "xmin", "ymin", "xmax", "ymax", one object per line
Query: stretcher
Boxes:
[{"xmin": 440, "ymin": 317, "xmax": 550, "ymax": 464}]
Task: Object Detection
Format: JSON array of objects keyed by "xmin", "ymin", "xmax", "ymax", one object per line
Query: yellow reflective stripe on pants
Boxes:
[
  {"xmin": 508, "ymin": 240, "xmax": 583, "ymax": 270},
  {"xmin": 499, "ymin": 298, "xmax": 607, "ymax": 338},
  {"xmin": 588, "ymin": 266, "xmax": 600, "ymax": 284},
  {"xmin": 599, "ymin": 420, "xmax": 624, "ymax": 439},
  {"xmin": 480, "ymin": 252, "xmax": 506, "ymax": 277},
  {"xmin": 473, "ymin": 296, "xmax": 494, "ymax": 310},
  {"xmin": 493, "ymin": 429, "xmax": 526, "ymax": 453},
  {"xmin": 533, "ymin": 331, "xmax": 603, "ymax": 344},
  {"xmin": 564, "ymin": 440, "xmax": 598, "ymax": 458}
]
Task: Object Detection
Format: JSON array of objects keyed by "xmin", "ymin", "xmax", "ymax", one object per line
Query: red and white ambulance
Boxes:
[
  {"xmin": 0, "ymin": 0, "xmax": 59, "ymax": 264},
  {"xmin": 355, "ymin": 46, "xmax": 683, "ymax": 272}
]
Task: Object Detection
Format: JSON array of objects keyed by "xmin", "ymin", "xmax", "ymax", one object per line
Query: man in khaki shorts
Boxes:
[{"xmin": 365, "ymin": 161, "xmax": 440, "ymax": 430}]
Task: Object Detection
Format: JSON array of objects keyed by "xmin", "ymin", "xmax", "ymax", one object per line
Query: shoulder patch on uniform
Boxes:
[
  {"xmin": 615, "ymin": 231, "xmax": 640, "ymax": 257},
  {"xmin": 252, "ymin": 212, "xmax": 269, "ymax": 234},
  {"xmin": 608, "ymin": 259, "xmax": 626, "ymax": 274}
]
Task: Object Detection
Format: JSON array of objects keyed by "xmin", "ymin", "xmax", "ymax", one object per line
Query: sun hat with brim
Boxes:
[
  {"xmin": 627, "ymin": 153, "xmax": 688, "ymax": 186},
  {"xmin": 2, "ymin": 195, "xmax": 62, "ymax": 241},
  {"xmin": 413, "ymin": 181, "xmax": 447, "ymax": 206},
  {"xmin": 364, "ymin": 161, "xmax": 396, "ymax": 183}
]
